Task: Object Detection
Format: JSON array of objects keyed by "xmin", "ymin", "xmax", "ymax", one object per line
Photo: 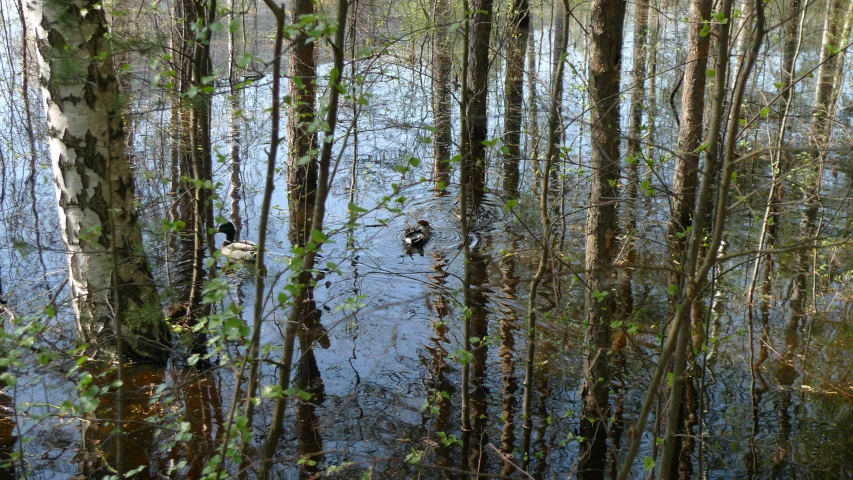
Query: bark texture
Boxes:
[
  {"xmin": 287, "ymin": 0, "xmax": 319, "ymax": 247},
  {"xmin": 465, "ymin": 0, "xmax": 495, "ymax": 203},
  {"xmin": 29, "ymin": 0, "xmax": 168, "ymax": 361},
  {"xmin": 669, "ymin": 0, "xmax": 712, "ymax": 243},
  {"xmin": 501, "ymin": 0, "xmax": 529, "ymax": 196},
  {"xmin": 431, "ymin": 0, "xmax": 453, "ymax": 188},
  {"xmin": 795, "ymin": 0, "xmax": 853, "ymax": 313},
  {"xmin": 581, "ymin": 0, "xmax": 626, "ymax": 477}
]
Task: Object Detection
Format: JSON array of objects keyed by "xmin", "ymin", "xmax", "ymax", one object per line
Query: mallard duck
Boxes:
[
  {"xmin": 404, "ymin": 220, "xmax": 431, "ymax": 246},
  {"xmin": 217, "ymin": 222, "xmax": 257, "ymax": 262}
]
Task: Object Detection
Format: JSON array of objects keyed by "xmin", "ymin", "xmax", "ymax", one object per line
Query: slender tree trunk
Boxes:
[
  {"xmin": 661, "ymin": 2, "xmax": 712, "ymax": 474},
  {"xmin": 580, "ymin": 0, "xmax": 626, "ymax": 477},
  {"xmin": 260, "ymin": 1, "xmax": 348, "ymax": 476},
  {"xmin": 669, "ymin": 0, "xmax": 712, "ymax": 247},
  {"xmin": 431, "ymin": 0, "xmax": 453, "ymax": 189},
  {"xmin": 548, "ymin": 1, "xmax": 565, "ymax": 179},
  {"xmin": 228, "ymin": 0, "xmax": 245, "ymax": 236},
  {"xmin": 501, "ymin": 0, "xmax": 529, "ymax": 196},
  {"xmin": 794, "ymin": 0, "xmax": 853, "ymax": 319},
  {"xmin": 28, "ymin": 0, "xmax": 168, "ymax": 362},
  {"xmin": 645, "ymin": 0, "xmax": 660, "ymax": 181},
  {"xmin": 527, "ymin": 32, "xmax": 540, "ymax": 190},
  {"xmin": 732, "ymin": 0, "xmax": 754, "ymax": 76},
  {"xmin": 287, "ymin": 0, "xmax": 319, "ymax": 247},
  {"xmin": 622, "ymin": 0, "xmax": 649, "ymax": 320},
  {"xmin": 779, "ymin": 0, "xmax": 802, "ymax": 103},
  {"xmin": 465, "ymin": 0, "xmax": 495, "ymax": 205},
  {"xmin": 659, "ymin": 1, "xmax": 765, "ymax": 477},
  {"xmin": 617, "ymin": 0, "xmax": 743, "ymax": 477}
]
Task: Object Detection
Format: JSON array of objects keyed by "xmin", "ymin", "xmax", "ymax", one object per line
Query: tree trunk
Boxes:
[
  {"xmin": 527, "ymin": 32, "xmax": 540, "ymax": 189},
  {"xmin": 580, "ymin": 0, "xmax": 626, "ymax": 477},
  {"xmin": 431, "ymin": 0, "xmax": 453, "ymax": 189},
  {"xmin": 260, "ymin": 0, "xmax": 348, "ymax": 475},
  {"xmin": 501, "ymin": 0, "xmax": 529, "ymax": 196},
  {"xmin": 465, "ymin": 0, "xmax": 495, "ymax": 204},
  {"xmin": 228, "ymin": 0, "xmax": 245, "ymax": 236},
  {"xmin": 779, "ymin": 0, "xmax": 802, "ymax": 104},
  {"xmin": 669, "ymin": 0, "xmax": 712, "ymax": 247},
  {"xmin": 28, "ymin": 0, "xmax": 168, "ymax": 361},
  {"xmin": 287, "ymin": 0, "xmax": 319, "ymax": 247},
  {"xmin": 795, "ymin": 0, "xmax": 853, "ymax": 318},
  {"xmin": 622, "ymin": 0, "xmax": 649, "ymax": 319}
]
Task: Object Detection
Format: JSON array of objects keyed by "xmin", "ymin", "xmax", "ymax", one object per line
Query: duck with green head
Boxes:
[{"xmin": 217, "ymin": 222, "xmax": 258, "ymax": 262}]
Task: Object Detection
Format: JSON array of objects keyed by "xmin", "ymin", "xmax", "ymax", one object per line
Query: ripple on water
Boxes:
[{"xmin": 360, "ymin": 191, "xmax": 511, "ymax": 258}]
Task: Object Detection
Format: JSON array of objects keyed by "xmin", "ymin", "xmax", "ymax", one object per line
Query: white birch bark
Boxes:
[{"xmin": 27, "ymin": 0, "xmax": 167, "ymax": 360}]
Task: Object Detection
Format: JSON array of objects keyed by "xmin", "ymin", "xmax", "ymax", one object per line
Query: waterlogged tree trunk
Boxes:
[
  {"xmin": 732, "ymin": 0, "xmax": 754, "ymax": 76},
  {"xmin": 287, "ymin": 0, "xmax": 319, "ymax": 247},
  {"xmin": 431, "ymin": 0, "xmax": 453, "ymax": 189},
  {"xmin": 622, "ymin": 0, "xmax": 649, "ymax": 316},
  {"xmin": 617, "ymin": 0, "xmax": 747, "ymax": 476},
  {"xmin": 465, "ymin": 0, "xmax": 494, "ymax": 205},
  {"xmin": 548, "ymin": 1, "xmax": 565, "ymax": 179},
  {"xmin": 169, "ymin": 0, "xmax": 198, "ymax": 308},
  {"xmin": 663, "ymin": 2, "xmax": 712, "ymax": 471},
  {"xmin": 580, "ymin": 0, "xmax": 626, "ymax": 477},
  {"xmin": 669, "ymin": 0, "xmax": 712, "ymax": 248},
  {"xmin": 795, "ymin": 0, "xmax": 853, "ymax": 317},
  {"xmin": 189, "ymin": 0, "xmax": 217, "ymax": 294},
  {"xmin": 228, "ymin": 0, "xmax": 245, "ymax": 236},
  {"xmin": 521, "ymin": 3, "xmax": 569, "ymax": 471},
  {"xmin": 527, "ymin": 34, "xmax": 540, "ymax": 188},
  {"xmin": 260, "ymin": 0, "xmax": 348, "ymax": 476},
  {"xmin": 501, "ymin": 0, "xmax": 529, "ymax": 196},
  {"xmin": 779, "ymin": 0, "xmax": 802, "ymax": 100},
  {"xmin": 28, "ymin": 0, "xmax": 168, "ymax": 361},
  {"xmin": 659, "ymin": 1, "xmax": 764, "ymax": 477}
]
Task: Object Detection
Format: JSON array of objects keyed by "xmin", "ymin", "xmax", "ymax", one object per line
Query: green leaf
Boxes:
[
  {"xmin": 262, "ymin": 385, "xmax": 283, "ymax": 398},
  {"xmin": 311, "ymin": 229, "xmax": 326, "ymax": 243},
  {"xmin": 454, "ymin": 349, "xmax": 474, "ymax": 366},
  {"xmin": 644, "ymin": 456, "xmax": 657, "ymax": 471},
  {"xmin": 700, "ymin": 23, "xmax": 710, "ymax": 37},
  {"xmin": 825, "ymin": 43, "xmax": 841, "ymax": 56},
  {"xmin": 668, "ymin": 283, "xmax": 677, "ymax": 295},
  {"xmin": 504, "ymin": 199, "xmax": 517, "ymax": 212},
  {"xmin": 760, "ymin": 106, "xmax": 770, "ymax": 118},
  {"xmin": 706, "ymin": 68, "xmax": 716, "ymax": 78},
  {"xmin": 348, "ymin": 202, "xmax": 368, "ymax": 213}
]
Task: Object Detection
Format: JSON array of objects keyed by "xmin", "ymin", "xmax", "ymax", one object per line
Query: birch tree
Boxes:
[{"xmin": 28, "ymin": 0, "xmax": 169, "ymax": 361}]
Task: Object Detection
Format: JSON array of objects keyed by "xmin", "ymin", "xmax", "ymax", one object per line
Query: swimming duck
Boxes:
[
  {"xmin": 404, "ymin": 220, "xmax": 431, "ymax": 246},
  {"xmin": 217, "ymin": 222, "xmax": 257, "ymax": 262}
]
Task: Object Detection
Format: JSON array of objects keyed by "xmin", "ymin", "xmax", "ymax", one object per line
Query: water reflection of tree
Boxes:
[
  {"xmin": 498, "ymin": 241, "xmax": 520, "ymax": 476},
  {"xmin": 421, "ymin": 251, "xmax": 454, "ymax": 471},
  {"xmin": 180, "ymin": 367, "xmax": 226, "ymax": 479},
  {"xmin": 294, "ymin": 333, "xmax": 325, "ymax": 477},
  {"xmin": 78, "ymin": 365, "xmax": 165, "ymax": 478},
  {"xmin": 466, "ymin": 249, "xmax": 492, "ymax": 476}
]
